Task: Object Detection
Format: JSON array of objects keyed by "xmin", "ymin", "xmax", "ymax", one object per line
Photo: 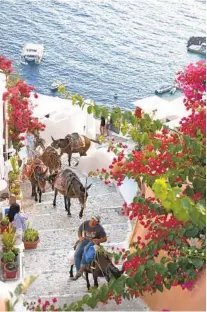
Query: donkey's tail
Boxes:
[{"xmin": 89, "ymin": 138, "xmax": 101, "ymax": 145}]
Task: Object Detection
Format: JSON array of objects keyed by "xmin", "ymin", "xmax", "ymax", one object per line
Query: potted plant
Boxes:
[
  {"xmin": 0, "ymin": 217, "xmax": 9, "ymax": 233},
  {"xmin": 1, "ymin": 250, "xmax": 16, "ymax": 269},
  {"xmin": 23, "ymin": 226, "xmax": 39, "ymax": 249},
  {"xmin": 2, "ymin": 224, "xmax": 15, "ymax": 251},
  {"xmin": 4, "ymin": 262, "xmax": 18, "ymax": 279},
  {"xmin": 12, "ymin": 247, "xmax": 20, "ymax": 263}
]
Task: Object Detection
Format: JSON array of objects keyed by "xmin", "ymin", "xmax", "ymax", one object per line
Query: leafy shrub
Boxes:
[
  {"xmin": 2, "ymin": 251, "xmax": 15, "ymax": 263},
  {"xmin": 2, "ymin": 224, "xmax": 16, "ymax": 251},
  {"xmin": 23, "ymin": 228, "xmax": 39, "ymax": 242},
  {"xmin": 1, "ymin": 217, "xmax": 9, "ymax": 226}
]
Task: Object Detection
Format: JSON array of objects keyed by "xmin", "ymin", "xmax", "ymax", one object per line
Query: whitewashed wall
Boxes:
[{"xmin": 32, "ymin": 93, "xmax": 96, "ymax": 145}]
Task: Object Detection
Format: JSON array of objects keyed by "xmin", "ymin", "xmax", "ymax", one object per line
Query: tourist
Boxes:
[
  {"xmin": 8, "ymin": 194, "xmax": 18, "ymax": 208},
  {"xmin": 25, "ymin": 130, "xmax": 35, "ymax": 159},
  {"xmin": 8, "ymin": 200, "xmax": 28, "ymax": 244},
  {"xmin": 100, "ymin": 116, "xmax": 106, "ymax": 136},
  {"xmin": 106, "ymin": 115, "xmax": 113, "ymax": 136},
  {"xmin": 71, "ymin": 215, "xmax": 107, "ymax": 280}
]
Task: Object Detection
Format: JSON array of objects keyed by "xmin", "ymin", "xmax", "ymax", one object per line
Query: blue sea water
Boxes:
[{"xmin": 0, "ymin": 0, "xmax": 205, "ymax": 109}]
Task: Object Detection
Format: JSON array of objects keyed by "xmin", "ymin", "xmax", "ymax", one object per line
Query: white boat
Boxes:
[
  {"xmin": 20, "ymin": 43, "xmax": 44, "ymax": 64},
  {"xmin": 169, "ymin": 87, "xmax": 177, "ymax": 95},
  {"xmin": 187, "ymin": 43, "xmax": 206, "ymax": 56},
  {"xmin": 155, "ymin": 85, "xmax": 173, "ymax": 95},
  {"xmin": 50, "ymin": 81, "xmax": 64, "ymax": 92}
]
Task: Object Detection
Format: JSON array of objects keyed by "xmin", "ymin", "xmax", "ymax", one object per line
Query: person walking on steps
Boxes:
[
  {"xmin": 71, "ymin": 215, "xmax": 107, "ymax": 281},
  {"xmin": 25, "ymin": 130, "xmax": 35, "ymax": 159},
  {"xmin": 100, "ymin": 116, "xmax": 106, "ymax": 136}
]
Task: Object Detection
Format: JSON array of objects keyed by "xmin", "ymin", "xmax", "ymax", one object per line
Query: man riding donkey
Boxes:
[{"xmin": 71, "ymin": 215, "xmax": 107, "ymax": 281}]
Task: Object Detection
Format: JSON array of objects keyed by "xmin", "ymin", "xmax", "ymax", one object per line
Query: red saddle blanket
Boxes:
[
  {"xmin": 54, "ymin": 174, "xmax": 67, "ymax": 192},
  {"xmin": 23, "ymin": 160, "xmax": 47, "ymax": 180},
  {"xmin": 67, "ymin": 133, "xmax": 85, "ymax": 150}
]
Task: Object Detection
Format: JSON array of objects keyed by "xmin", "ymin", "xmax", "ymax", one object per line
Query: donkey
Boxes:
[
  {"xmin": 34, "ymin": 134, "xmax": 46, "ymax": 152},
  {"xmin": 30, "ymin": 165, "xmax": 49, "ymax": 203},
  {"xmin": 69, "ymin": 251, "xmax": 122, "ymax": 290},
  {"xmin": 39, "ymin": 146, "xmax": 61, "ymax": 176},
  {"xmin": 53, "ymin": 169, "xmax": 92, "ymax": 218},
  {"xmin": 51, "ymin": 133, "xmax": 100, "ymax": 166}
]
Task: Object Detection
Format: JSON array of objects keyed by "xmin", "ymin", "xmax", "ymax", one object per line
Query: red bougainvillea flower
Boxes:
[{"xmin": 1, "ymin": 57, "xmax": 46, "ymax": 150}]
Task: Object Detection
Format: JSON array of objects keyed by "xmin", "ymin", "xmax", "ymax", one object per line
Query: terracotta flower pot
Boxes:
[
  {"xmin": 23, "ymin": 238, "xmax": 39, "ymax": 249},
  {"xmin": 0, "ymin": 258, "xmax": 5, "ymax": 269},
  {"xmin": 1, "ymin": 257, "xmax": 18, "ymax": 270},
  {"xmin": 4, "ymin": 262, "xmax": 18, "ymax": 279},
  {"xmin": 0, "ymin": 224, "xmax": 8, "ymax": 234}
]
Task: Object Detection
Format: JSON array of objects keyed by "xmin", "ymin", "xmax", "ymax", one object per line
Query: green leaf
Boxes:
[
  {"xmin": 93, "ymin": 105, "xmax": 101, "ymax": 117},
  {"xmin": 121, "ymin": 125, "xmax": 128, "ymax": 136},
  {"xmin": 146, "ymin": 268, "xmax": 155, "ymax": 281},
  {"xmin": 87, "ymin": 297, "xmax": 97, "ymax": 309},
  {"xmin": 154, "ymin": 263, "xmax": 166, "ymax": 276},
  {"xmin": 113, "ymin": 277, "xmax": 126, "ymax": 295},
  {"xmin": 99, "ymin": 286, "xmax": 109, "ymax": 302},
  {"xmin": 157, "ymin": 284, "xmax": 164, "ymax": 292},
  {"xmin": 175, "ymin": 238, "xmax": 182, "ymax": 245},
  {"xmin": 184, "ymin": 227, "xmax": 199, "ymax": 238},
  {"xmin": 134, "ymin": 269, "xmax": 144, "ymax": 285},
  {"xmin": 87, "ymin": 105, "xmax": 93, "ymax": 114},
  {"xmin": 137, "ymin": 265, "xmax": 145, "ymax": 274},
  {"xmin": 133, "ymin": 197, "xmax": 140, "ymax": 204},
  {"xmin": 160, "ymin": 257, "xmax": 168, "ymax": 264},
  {"xmin": 167, "ymin": 262, "xmax": 177, "ymax": 275},
  {"xmin": 126, "ymin": 277, "xmax": 136, "ymax": 288},
  {"xmin": 146, "ymin": 260, "xmax": 155, "ymax": 267},
  {"xmin": 164, "ymin": 281, "xmax": 171, "ymax": 290},
  {"xmin": 82, "ymin": 295, "xmax": 90, "ymax": 304},
  {"xmin": 190, "ymin": 258, "xmax": 204, "ymax": 270},
  {"xmin": 162, "ymin": 199, "xmax": 173, "ymax": 211},
  {"xmin": 141, "ymin": 132, "xmax": 149, "ymax": 144}
]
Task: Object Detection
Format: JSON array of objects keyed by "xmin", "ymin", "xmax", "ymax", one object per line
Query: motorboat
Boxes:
[
  {"xmin": 169, "ymin": 87, "xmax": 177, "ymax": 95},
  {"xmin": 50, "ymin": 80, "xmax": 64, "ymax": 92},
  {"xmin": 187, "ymin": 42, "xmax": 206, "ymax": 56},
  {"xmin": 155, "ymin": 85, "xmax": 173, "ymax": 95},
  {"xmin": 20, "ymin": 43, "xmax": 44, "ymax": 64},
  {"xmin": 114, "ymin": 93, "xmax": 118, "ymax": 99}
]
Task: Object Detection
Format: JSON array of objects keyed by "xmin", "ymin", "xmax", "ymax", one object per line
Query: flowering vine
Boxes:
[
  {"xmin": 1, "ymin": 56, "xmax": 45, "ymax": 151},
  {"xmin": 56, "ymin": 61, "xmax": 205, "ymax": 311}
]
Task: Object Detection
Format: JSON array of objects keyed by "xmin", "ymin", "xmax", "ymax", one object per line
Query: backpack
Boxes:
[{"xmin": 84, "ymin": 245, "xmax": 96, "ymax": 263}]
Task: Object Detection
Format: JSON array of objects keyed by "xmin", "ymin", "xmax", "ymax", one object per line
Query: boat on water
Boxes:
[
  {"xmin": 155, "ymin": 85, "xmax": 174, "ymax": 95},
  {"xmin": 187, "ymin": 43, "xmax": 206, "ymax": 56},
  {"xmin": 169, "ymin": 87, "xmax": 177, "ymax": 95},
  {"xmin": 114, "ymin": 93, "xmax": 118, "ymax": 99},
  {"xmin": 50, "ymin": 80, "xmax": 64, "ymax": 92},
  {"xmin": 20, "ymin": 43, "xmax": 44, "ymax": 64}
]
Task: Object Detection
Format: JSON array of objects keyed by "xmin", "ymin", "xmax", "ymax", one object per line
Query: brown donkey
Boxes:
[
  {"xmin": 53, "ymin": 168, "xmax": 92, "ymax": 218},
  {"xmin": 29, "ymin": 163, "xmax": 49, "ymax": 203},
  {"xmin": 39, "ymin": 146, "xmax": 61, "ymax": 175},
  {"xmin": 51, "ymin": 133, "xmax": 100, "ymax": 166},
  {"xmin": 69, "ymin": 250, "xmax": 122, "ymax": 290}
]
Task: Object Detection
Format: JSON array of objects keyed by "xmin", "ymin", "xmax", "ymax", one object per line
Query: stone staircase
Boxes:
[{"xmin": 21, "ymin": 156, "xmax": 148, "ymax": 311}]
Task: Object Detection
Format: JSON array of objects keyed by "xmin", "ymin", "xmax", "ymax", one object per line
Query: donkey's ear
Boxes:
[
  {"xmin": 86, "ymin": 183, "xmax": 92, "ymax": 190},
  {"xmin": 80, "ymin": 185, "xmax": 85, "ymax": 193},
  {"xmin": 51, "ymin": 136, "xmax": 55, "ymax": 141},
  {"xmin": 43, "ymin": 167, "xmax": 49, "ymax": 175}
]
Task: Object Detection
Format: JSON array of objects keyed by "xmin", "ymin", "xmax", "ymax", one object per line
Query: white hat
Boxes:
[{"xmin": 92, "ymin": 215, "xmax": 101, "ymax": 222}]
